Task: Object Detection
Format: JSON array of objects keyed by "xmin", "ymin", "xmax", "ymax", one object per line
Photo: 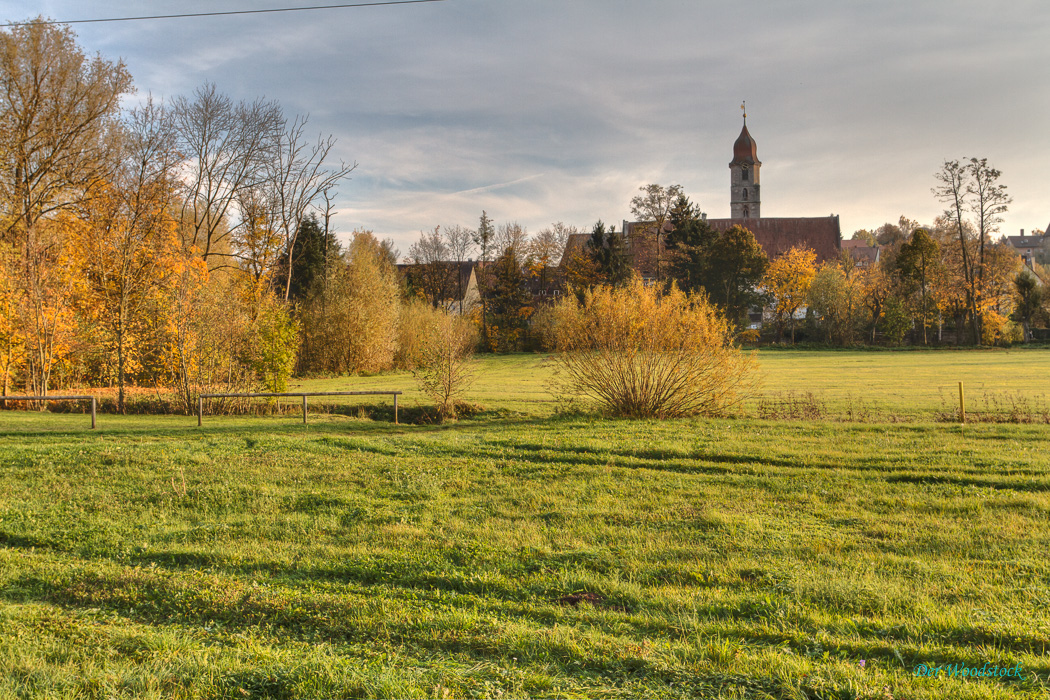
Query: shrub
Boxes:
[
  {"xmin": 298, "ymin": 231, "xmax": 400, "ymax": 374},
  {"xmin": 248, "ymin": 295, "xmax": 299, "ymax": 393},
  {"xmin": 408, "ymin": 308, "xmax": 477, "ymax": 419},
  {"xmin": 394, "ymin": 299, "xmax": 437, "ymax": 370},
  {"xmin": 548, "ymin": 276, "xmax": 756, "ymax": 418}
]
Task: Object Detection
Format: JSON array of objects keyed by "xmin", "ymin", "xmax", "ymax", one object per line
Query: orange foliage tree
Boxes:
[{"xmin": 763, "ymin": 246, "xmax": 817, "ymax": 343}]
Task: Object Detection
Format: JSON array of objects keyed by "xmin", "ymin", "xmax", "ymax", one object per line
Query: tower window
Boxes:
[
  {"xmin": 741, "ymin": 168, "xmax": 749, "ymax": 182},
  {"xmin": 743, "ymin": 188, "xmax": 748, "ymax": 201},
  {"xmin": 742, "ymin": 206, "xmax": 750, "ymax": 218}
]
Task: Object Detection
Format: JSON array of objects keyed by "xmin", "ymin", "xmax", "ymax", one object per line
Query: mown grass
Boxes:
[
  {"xmin": 289, "ymin": 347, "xmax": 1050, "ymax": 422},
  {"xmin": 1, "ymin": 349, "xmax": 1049, "ymax": 698}
]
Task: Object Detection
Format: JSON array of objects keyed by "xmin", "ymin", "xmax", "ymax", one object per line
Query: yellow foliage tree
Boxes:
[
  {"xmin": 764, "ymin": 246, "xmax": 817, "ymax": 343},
  {"xmin": 71, "ymin": 100, "xmax": 183, "ymax": 411}
]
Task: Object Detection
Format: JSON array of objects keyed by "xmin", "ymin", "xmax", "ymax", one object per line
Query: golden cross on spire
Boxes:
[{"xmin": 741, "ymin": 101, "xmax": 747, "ymax": 123}]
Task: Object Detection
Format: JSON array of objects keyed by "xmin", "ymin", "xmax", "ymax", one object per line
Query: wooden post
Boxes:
[
  {"xmin": 302, "ymin": 394, "xmax": 308, "ymax": 424},
  {"xmin": 90, "ymin": 397, "xmax": 96, "ymax": 430},
  {"xmin": 198, "ymin": 396, "xmax": 203, "ymax": 427},
  {"xmin": 958, "ymin": 381, "xmax": 965, "ymax": 424},
  {"xmin": 394, "ymin": 393, "xmax": 398, "ymax": 425}
]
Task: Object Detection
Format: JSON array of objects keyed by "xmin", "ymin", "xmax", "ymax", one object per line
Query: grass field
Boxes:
[
  {"xmin": 284, "ymin": 347, "xmax": 1050, "ymax": 422},
  {"xmin": 1, "ymin": 349, "xmax": 1049, "ymax": 698}
]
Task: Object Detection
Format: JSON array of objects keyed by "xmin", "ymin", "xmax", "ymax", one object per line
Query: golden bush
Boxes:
[{"xmin": 549, "ymin": 277, "xmax": 756, "ymax": 418}]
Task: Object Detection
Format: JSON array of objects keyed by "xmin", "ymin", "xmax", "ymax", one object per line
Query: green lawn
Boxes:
[
  {"xmin": 1, "ymin": 350, "xmax": 1049, "ymax": 698},
  {"xmin": 287, "ymin": 347, "xmax": 1050, "ymax": 422}
]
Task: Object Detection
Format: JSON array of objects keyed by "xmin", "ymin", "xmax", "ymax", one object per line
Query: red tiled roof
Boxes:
[{"xmin": 706, "ymin": 217, "xmax": 842, "ymax": 263}]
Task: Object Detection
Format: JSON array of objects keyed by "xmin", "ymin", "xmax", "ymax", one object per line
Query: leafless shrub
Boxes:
[
  {"xmin": 408, "ymin": 308, "xmax": 477, "ymax": 420},
  {"xmin": 756, "ymin": 391, "xmax": 828, "ymax": 420},
  {"xmin": 937, "ymin": 389, "xmax": 1050, "ymax": 424},
  {"xmin": 547, "ymin": 277, "xmax": 756, "ymax": 418}
]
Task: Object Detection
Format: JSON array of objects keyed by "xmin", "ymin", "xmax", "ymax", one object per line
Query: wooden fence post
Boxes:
[
  {"xmin": 302, "ymin": 394, "xmax": 308, "ymax": 424},
  {"xmin": 958, "ymin": 381, "xmax": 965, "ymax": 424},
  {"xmin": 90, "ymin": 397, "xmax": 97, "ymax": 430},
  {"xmin": 394, "ymin": 393, "xmax": 398, "ymax": 425},
  {"xmin": 198, "ymin": 396, "xmax": 203, "ymax": 427}
]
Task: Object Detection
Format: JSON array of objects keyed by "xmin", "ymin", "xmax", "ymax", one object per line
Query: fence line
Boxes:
[
  {"xmin": 197, "ymin": 390, "xmax": 402, "ymax": 426},
  {"xmin": 1, "ymin": 395, "xmax": 97, "ymax": 429}
]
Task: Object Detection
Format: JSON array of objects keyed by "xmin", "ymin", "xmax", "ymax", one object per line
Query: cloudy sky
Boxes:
[{"xmin": 4, "ymin": 0, "xmax": 1048, "ymax": 251}]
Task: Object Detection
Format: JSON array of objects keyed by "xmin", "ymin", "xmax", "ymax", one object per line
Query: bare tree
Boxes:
[
  {"xmin": 443, "ymin": 223, "xmax": 476, "ymax": 313},
  {"xmin": 266, "ymin": 112, "xmax": 356, "ymax": 301},
  {"xmin": 494, "ymin": 221, "xmax": 528, "ymax": 260},
  {"xmin": 407, "ymin": 226, "xmax": 455, "ymax": 308},
  {"xmin": 170, "ymin": 83, "xmax": 282, "ymax": 264},
  {"xmin": 630, "ymin": 183, "xmax": 683, "ymax": 282}
]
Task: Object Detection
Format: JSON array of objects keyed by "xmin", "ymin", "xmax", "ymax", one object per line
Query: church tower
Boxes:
[{"xmin": 729, "ymin": 109, "xmax": 760, "ymax": 219}]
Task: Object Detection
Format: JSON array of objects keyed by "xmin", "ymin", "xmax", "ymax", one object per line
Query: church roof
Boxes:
[
  {"xmin": 706, "ymin": 216, "xmax": 842, "ymax": 263},
  {"xmin": 730, "ymin": 123, "xmax": 760, "ymax": 166}
]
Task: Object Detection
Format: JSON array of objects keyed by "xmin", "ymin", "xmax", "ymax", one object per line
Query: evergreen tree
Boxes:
[
  {"xmin": 472, "ymin": 211, "xmax": 495, "ymax": 343},
  {"xmin": 587, "ymin": 220, "xmax": 630, "ymax": 286},
  {"xmin": 276, "ymin": 214, "xmax": 337, "ymax": 304},
  {"xmin": 487, "ymin": 246, "xmax": 531, "ymax": 351},
  {"xmin": 665, "ymin": 198, "xmax": 768, "ymax": 328}
]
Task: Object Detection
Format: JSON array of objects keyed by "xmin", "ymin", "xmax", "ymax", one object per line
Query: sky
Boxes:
[{"xmin": 3, "ymin": 0, "xmax": 1048, "ymax": 253}]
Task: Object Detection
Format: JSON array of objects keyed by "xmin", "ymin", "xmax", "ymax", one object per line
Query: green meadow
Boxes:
[{"xmin": 1, "ymin": 349, "xmax": 1049, "ymax": 699}]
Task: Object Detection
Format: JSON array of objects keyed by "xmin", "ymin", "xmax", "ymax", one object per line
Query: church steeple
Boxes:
[{"xmin": 730, "ymin": 105, "xmax": 760, "ymax": 219}]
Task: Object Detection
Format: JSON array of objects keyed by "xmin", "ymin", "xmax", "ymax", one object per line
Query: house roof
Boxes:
[
  {"xmin": 840, "ymin": 239, "xmax": 880, "ymax": 263},
  {"xmin": 396, "ymin": 260, "xmax": 478, "ymax": 302},
  {"xmin": 560, "ymin": 233, "xmax": 592, "ymax": 267},
  {"xmin": 1006, "ymin": 235, "xmax": 1045, "ymax": 249},
  {"xmin": 705, "ymin": 216, "xmax": 842, "ymax": 263}
]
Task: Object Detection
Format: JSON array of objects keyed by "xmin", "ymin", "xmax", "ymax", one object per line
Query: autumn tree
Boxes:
[
  {"xmin": 808, "ymin": 253, "xmax": 866, "ymax": 345},
  {"xmin": 73, "ymin": 98, "xmax": 182, "ymax": 411},
  {"xmin": 299, "ymin": 231, "xmax": 400, "ymax": 374},
  {"xmin": 764, "ymin": 246, "xmax": 817, "ymax": 343},
  {"xmin": 0, "ymin": 254, "xmax": 23, "ymax": 400},
  {"xmin": 529, "ymin": 222, "xmax": 575, "ymax": 291},
  {"xmin": 0, "ymin": 20, "xmax": 132, "ymax": 243},
  {"xmin": 861, "ymin": 262, "xmax": 893, "ymax": 344},
  {"xmin": 234, "ymin": 185, "xmax": 283, "ymax": 284},
  {"xmin": 0, "ymin": 19, "xmax": 132, "ymax": 396},
  {"xmin": 934, "ymin": 158, "xmax": 1011, "ymax": 344}
]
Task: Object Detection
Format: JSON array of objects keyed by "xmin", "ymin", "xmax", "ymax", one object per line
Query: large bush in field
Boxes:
[
  {"xmin": 298, "ymin": 231, "xmax": 400, "ymax": 374},
  {"xmin": 549, "ymin": 276, "xmax": 756, "ymax": 418}
]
